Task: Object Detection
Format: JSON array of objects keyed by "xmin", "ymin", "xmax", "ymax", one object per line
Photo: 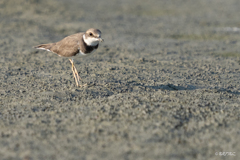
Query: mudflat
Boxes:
[{"xmin": 0, "ymin": 0, "xmax": 240, "ymax": 159}]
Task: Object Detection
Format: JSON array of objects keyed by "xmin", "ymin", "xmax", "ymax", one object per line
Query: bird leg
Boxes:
[{"xmin": 69, "ymin": 59, "xmax": 82, "ymax": 87}]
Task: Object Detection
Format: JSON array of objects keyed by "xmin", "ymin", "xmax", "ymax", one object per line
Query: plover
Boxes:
[{"xmin": 34, "ymin": 28, "xmax": 104, "ymax": 87}]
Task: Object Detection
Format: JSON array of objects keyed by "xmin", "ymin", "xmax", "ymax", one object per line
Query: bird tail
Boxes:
[{"xmin": 34, "ymin": 43, "xmax": 55, "ymax": 52}]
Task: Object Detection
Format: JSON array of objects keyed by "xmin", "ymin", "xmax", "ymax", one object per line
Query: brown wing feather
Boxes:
[
  {"xmin": 50, "ymin": 33, "xmax": 83, "ymax": 57},
  {"xmin": 35, "ymin": 33, "xmax": 84, "ymax": 57},
  {"xmin": 34, "ymin": 43, "xmax": 55, "ymax": 51}
]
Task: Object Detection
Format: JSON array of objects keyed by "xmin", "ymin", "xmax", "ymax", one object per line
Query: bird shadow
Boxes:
[
  {"xmin": 125, "ymin": 81, "xmax": 198, "ymax": 91},
  {"xmin": 129, "ymin": 81, "xmax": 240, "ymax": 95},
  {"xmin": 144, "ymin": 83, "xmax": 198, "ymax": 91},
  {"xmin": 70, "ymin": 81, "xmax": 240, "ymax": 100}
]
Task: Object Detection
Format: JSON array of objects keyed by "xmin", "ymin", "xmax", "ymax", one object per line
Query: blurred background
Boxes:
[
  {"xmin": 1, "ymin": 0, "xmax": 240, "ymax": 160},
  {"xmin": 1, "ymin": 0, "xmax": 240, "ymax": 54}
]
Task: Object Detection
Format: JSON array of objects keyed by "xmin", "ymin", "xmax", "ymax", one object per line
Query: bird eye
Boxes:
[{"xmin": 89, "ymin": 33, "xmax": 93, "ymax": 36}]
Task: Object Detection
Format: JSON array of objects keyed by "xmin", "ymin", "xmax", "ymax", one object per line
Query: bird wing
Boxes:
[{"xmin": 51, "ymin": 33, "xmax": 82, "ymax": 57}]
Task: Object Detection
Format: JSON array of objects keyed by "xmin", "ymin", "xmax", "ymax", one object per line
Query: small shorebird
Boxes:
[{"xmin": 34, "ymin": 28, "xmax": 104, "ymax": 87}]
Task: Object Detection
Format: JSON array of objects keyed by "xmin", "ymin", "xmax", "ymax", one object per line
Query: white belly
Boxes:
[{"xmin": 77, "ymin": 49, "xmax": 96, "ymax": 57}]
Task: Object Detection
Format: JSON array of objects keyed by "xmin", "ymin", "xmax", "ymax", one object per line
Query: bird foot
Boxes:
[
  {"xmin": 79, "ymin": 83, "xmax": 88, "ymax": 87},
  {"xmin": 69, "ymin": 59, "xmax": 85, "ymax": 87}
]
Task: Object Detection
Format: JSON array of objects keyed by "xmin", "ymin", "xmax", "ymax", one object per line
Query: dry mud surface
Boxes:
[{"xmin": 1, "ymin": 0, "xmax": 240, "ymax": 160}]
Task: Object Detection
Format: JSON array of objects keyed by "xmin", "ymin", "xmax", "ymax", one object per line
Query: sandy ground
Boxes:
[{"xmin": 0, "ymin": 0, "xmax": 240, "ymax": 159}]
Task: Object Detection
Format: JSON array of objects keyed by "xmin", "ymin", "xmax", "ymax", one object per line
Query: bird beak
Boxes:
[{"xmin": 98, "ymin": 38, "xmax": 104, "ymax": 42}]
